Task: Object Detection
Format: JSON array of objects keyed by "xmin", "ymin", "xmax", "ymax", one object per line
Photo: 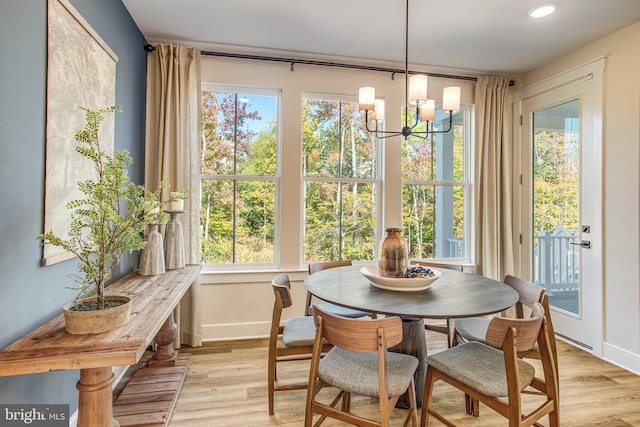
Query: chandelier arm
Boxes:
[
  {"xmin": 363, "ymin": 111, "xmax": 405, "ymax": 138},
  {"xmin": 428, "ymin": 112, "xmax": 454, "ymax": 134},
  {"xmin": 363, "ymin": 110, "xmax": 376, "ymax": 133},
  {"xmin": 411, "ymin": 105, "xmax": 421, "ymax": 128},
  {"xmin": 407, "ymin": 111, "xmax": 454, "ymax": 136},
  {"xmin": 409, "ymin": 132, "xmax": 430, "ymax": 140},
  {"xmin": 377, "ymin": 131, "xmax": 405, "ymax": 139}
]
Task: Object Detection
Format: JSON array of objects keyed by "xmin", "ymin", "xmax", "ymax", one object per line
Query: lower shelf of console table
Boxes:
[{"xmin": 113, "ymin": 352, "xmax": 191, "ymax": 427}]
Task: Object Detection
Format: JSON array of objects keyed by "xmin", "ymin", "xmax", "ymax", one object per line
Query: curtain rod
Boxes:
[{"xmin": 144, "ymin": 44, "xmax": 517, "ymax": 85}]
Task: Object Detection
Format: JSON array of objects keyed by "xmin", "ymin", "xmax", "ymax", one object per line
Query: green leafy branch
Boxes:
[{"xmin": 40, "ymin": 106, "xmax": 160, "ymax": 309}]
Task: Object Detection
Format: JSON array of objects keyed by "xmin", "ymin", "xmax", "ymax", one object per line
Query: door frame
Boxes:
[{"xmin": 512, "ymin": 58, "xmax": 605, "ymax": 357}]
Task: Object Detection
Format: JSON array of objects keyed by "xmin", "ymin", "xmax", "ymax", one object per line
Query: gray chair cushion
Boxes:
[
  {"xmin": 318, "ymin": 302, "xmax": 370, "ymax": 318},
  {"xmin": 454, "ymin": 317, "xmax": 490, "ymax": 345},
  {"xmin": 282, "ymin": 316, "xmax": 317, "ymax": 346},
  {"xmin": 426, "ymin": 341, "xmax": 536, "ymax": 397},
  {"xmin": 318, "ymin": 347, "xmax": 418, "ymax": 398}
]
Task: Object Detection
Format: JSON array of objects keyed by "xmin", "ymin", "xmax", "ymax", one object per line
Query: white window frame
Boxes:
[
  {"xmin": 300, "ymin": 92, "xmax": 382, "ymax": 264},
  {"xmin": 200, "ymin": 83, "xmax": 282, "ymax": 271},
  {"xmin": 401, "ymin": 104, "xmax": 473, "ymax": 264}
]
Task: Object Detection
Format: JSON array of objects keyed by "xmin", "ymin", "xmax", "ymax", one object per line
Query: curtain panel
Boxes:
[
  {"xmin": 145, "ymin": 43, "xmax": 202, "ymax": 347},
  {"xmin": 474, "ymin": 76, "xmax": 515, "ymax": 280}
]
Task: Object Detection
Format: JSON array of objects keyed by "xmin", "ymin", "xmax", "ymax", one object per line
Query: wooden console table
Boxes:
[{"xmin": 0, "ymin": 265, "xmax": 200, "ymax": 427}]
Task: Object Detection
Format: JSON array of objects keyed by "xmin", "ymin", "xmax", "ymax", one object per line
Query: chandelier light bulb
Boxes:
[
  {"xmin": 358, "ymin": 87, "xmax": 376, "ymax": 111},
  {"xmin": 443, "ymin": 86, "xmax": 461, "ymax": 112},
  {"xmin": 420, "ymin": 99, "xmax": 436, "ymax": 122},
  {"xmin": 408, "ymin": 74, "xmax": 428, "ymax": 105}
]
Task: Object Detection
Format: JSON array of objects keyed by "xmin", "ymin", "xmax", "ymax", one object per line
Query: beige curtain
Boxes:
[
  {"xmin": 145, "ymin": 43, "xmax": 202, "ymax": 347},
  {"xmin": 474, "ymin": 76, "xmax": 514, "ymax": 281}
]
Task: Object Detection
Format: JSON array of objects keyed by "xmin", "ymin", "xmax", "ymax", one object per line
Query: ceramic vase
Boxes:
[
  {"xmin": 139, "ymin": 223, "xmax": 166, "ymax": 275},
  {"xmin": 378, "ymin": 227, "xmax": 408, "ymax": 278},
  {"xmin": 164, "ymin": 211, "xmax": 185, "ymax": 269}
]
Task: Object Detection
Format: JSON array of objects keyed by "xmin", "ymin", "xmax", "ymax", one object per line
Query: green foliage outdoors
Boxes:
[
  {"xmin": 402, "ymin": 110, "xmax": 466, "ymax": 259},
  {"xmin": 200, "ymin": 91, "xmax": 275, "ymax": 263},
  {"xmin": 533, "ymin": 129, "xmax": 579, "ymax": 235},
  {"xmin": 200, "ymin": 91, "xmax": 473, "ymax": 264},
  {"xmin": 302, "ymin": 99, "xmax": 376, "ymax": 261},
  {"xmin": 39, "ymin": 107, "xmax": 160, "ymax": 309}
]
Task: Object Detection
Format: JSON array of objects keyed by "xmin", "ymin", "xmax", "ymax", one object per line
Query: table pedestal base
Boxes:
[
  {"xmin": 390, "ymin": 318, "xmax": 427, "ymax": 409},
  {"xmin": 149, "ymin": 314, "xmax": 178, "ymax": 367},
  {"xmin": 76, "ymin": 367, "xmax": 119, "ymax": 427}
]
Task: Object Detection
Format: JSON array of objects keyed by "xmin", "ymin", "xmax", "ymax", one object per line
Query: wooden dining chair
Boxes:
[
  {"xmin": 306, "ymin": 260, "xmax": 374, "ymax": 318},
  {"xmin": 453, "ymin": 275, "xmax": 558, "ymax": 373},
  {"xmin": 421, "ymin": 303, "xmax": 559, "ymax": 427},
  {"xmin": 410, "ymin": 260, "xmax": 464, "ymax": 348},
  {"xmin": 268, "ymin": 273, "xmax": 332, "ymax": 415},
  {"xmin": 451, "ymin": 274, "xmax": 558, "ymax": 416},
  {"xmin": 305, "ymin": 304, "xmax": 419, "ymax": 427}
]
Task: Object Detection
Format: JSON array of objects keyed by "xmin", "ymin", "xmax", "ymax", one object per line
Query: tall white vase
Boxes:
[
  {"xmin": 139, "ymin": 223, "xmax": 166, "ymax": 275},
  {"xmin": 164, "ymin": 211, "xmax": 185, "ymax": 269}
]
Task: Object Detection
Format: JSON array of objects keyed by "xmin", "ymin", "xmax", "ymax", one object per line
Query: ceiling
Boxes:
[{"xmin": 122, "ymin": 0, "xmax": 640, "ymax": 76}]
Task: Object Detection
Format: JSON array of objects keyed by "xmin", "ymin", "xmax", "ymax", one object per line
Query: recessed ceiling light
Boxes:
[{"xmin": 528, "ymin": 3, "xmax": 558, "ymax": 18}]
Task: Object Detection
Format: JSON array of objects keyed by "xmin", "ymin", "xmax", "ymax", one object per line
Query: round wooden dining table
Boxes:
[{"xmin": 304, "ymin": 264, "xmax": 519, "ymax": 407}]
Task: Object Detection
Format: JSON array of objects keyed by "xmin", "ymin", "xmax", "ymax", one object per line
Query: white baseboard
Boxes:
[
  {"xmin": 202, "ymin": 321, "xmax": 270, "ymax": 342},
  {"xmin": 69, "ymin": 410, "xmax": 77, "ymax": 427},
  {"xmin": 602, "ymin": 342, "xmax": 640, "ymax": 376}
]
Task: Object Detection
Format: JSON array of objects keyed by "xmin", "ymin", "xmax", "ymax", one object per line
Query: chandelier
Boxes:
[{"xmin": 358, "ymin": 0, "xmax": 461, "ymax": 139}]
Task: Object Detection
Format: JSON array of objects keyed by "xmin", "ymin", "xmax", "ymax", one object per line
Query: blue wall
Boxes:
[{"xmin": 0, "ymin": 0, "xmax": 146, "ymax": 415}]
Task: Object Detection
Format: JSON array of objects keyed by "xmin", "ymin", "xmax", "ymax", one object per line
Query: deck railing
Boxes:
[
  {"xmin": 447, "ymin": 237, "xmax": 464, "ymax": 258},
  {"xmin": 446, "ymin": 231, "xmax": 579, "ymax": 294},
  {"xmin": 533, "ymin": 229, "xmax": 579, "ymax": 292}
]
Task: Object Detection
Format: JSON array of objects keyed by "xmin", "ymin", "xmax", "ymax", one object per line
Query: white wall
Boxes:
[
  {"xmin": 518, "ymin": 21, "xmax": 640, "ymax": 373},
  {"xmin": 197, "ymin": 58, "xmax": 475, "ymax": 341}
]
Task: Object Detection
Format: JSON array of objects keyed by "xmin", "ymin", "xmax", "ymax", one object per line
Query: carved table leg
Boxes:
[
  {"xmin": 76, "ymin": 367, "xmax": 119, "ymax": 427},
  {"xmin": 149, "ymin": 312, "xmax": 178, "ymax": 367},
  {"xmin": 390, "ymin": 318, "xmax": 427, "ymax": 409}
]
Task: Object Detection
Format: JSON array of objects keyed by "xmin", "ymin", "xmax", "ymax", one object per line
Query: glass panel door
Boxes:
[
  {"xmin": 519, "ymin": 59, "xmax": 604, "ymax": 353},
  {"xmin": 532, "ymin": 99, "xmax": 580, "ymax": 315}
]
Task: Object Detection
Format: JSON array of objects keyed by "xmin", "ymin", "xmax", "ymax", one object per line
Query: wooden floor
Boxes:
[{"xmin": 169, "ymin": 332, "xmax": 640, "ymax": 426}]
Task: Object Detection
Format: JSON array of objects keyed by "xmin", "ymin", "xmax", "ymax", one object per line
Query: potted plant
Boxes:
[
  {"xmin": 166, "ymin": 189, "xmax": 189, "ymax": 211},
  {"xmin": 40, "ymin": 106, "xmax": 159, "ymax": 334}
]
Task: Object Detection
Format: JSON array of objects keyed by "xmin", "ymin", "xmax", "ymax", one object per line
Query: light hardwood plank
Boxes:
[{"xmin": 169, "ymin": 333, "xmax": 640, "ymax": 426}]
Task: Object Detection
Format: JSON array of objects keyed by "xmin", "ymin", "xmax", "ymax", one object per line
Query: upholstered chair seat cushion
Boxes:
[
  {"xmin": 282, "ymin": 316, "xmax": 317, "ymax": 346},
  {"xmin": 454, "ymin": 317, "xmax": 491, "ymax": 344},
  {"xmin": 318, "ymin": 347, "xmax": 418, "ymax": 398},
  {"xmin": 426, "ymin": 341, "xmax": 536, "ymax": 397}
]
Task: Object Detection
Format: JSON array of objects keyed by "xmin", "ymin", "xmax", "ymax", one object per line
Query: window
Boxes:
[
  {"xmin": 302, "ymin": 96, "xmax": 378, "ymax": 262},
  {"xmin": 402, "ymin": 107, "xmax": 470, "ymax": 260},
  {"xmin": 200, "ymin": 85, "xmax": 279, "ymax": 265}
]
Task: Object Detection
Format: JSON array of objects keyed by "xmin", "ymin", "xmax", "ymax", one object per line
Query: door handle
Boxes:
[{"xmin": 570, "ymin": 240, "xmax": 591, "ymax": 249}]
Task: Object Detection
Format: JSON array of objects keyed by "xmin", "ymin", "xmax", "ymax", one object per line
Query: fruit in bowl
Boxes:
[{"xmin": 404, "ymin": 265, "xmax": 436, "ymax": 279}]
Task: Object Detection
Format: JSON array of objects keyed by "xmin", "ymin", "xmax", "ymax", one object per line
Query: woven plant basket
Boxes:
[{"xmin": 63, "ymin": 296, "xmax": 132, "ymax": 335}]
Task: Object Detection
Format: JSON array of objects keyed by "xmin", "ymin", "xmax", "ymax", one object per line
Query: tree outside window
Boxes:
[
  {"xmin": 302, "ymin": 97, "xmax": 378, "ymax": 262},
  {"xmin": 402, "ymin": 108, "xmax": 468, "ymax": 260},
  {"xmin": 200, "ymin": 87, "xmax": 278, "ymax": 264}
]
